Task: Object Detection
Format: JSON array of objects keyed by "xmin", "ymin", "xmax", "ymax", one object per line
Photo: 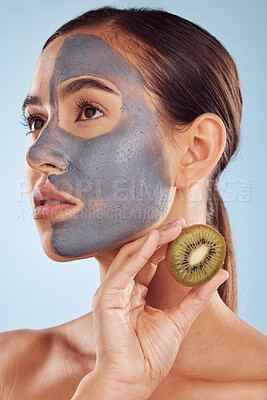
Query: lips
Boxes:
[
  {"xmin": 33, "ymin": 186, "xmax": 80, "ymax": 220},
  {"xmin": 33, "ymin": 186, "xmax": 76, "ymax": 208}
]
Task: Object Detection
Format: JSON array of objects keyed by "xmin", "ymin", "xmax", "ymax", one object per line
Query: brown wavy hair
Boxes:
[{"xmin": 42, "ymin": 6, "xmax": 242, "ymax": 313}]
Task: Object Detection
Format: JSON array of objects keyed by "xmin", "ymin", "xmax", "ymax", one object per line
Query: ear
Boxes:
[{"xmin": 175, "ymin": 113, "xmax": 226, "ymax": 189}]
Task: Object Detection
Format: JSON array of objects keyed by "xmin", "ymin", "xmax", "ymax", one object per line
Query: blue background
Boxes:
[{"xmin": 0, "ymin": 0, "xmax": 266, "ymax": 335}]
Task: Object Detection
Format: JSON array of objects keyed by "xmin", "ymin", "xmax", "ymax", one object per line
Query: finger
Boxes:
[
  {"xmin": 128, "ymin": 281, "xmax": 148, "ymax": 312},
  {"xmin": 164, "ymin": 269, "xmax": 229, "ymax": 342},
  {"xmin": 108, "ymin": 221, "xmax": 183, "ymax": 278},
  {"xmin": 134, "ymin": 221, "xmax": 192, "ymax": 287},
  {"xmin": 134, "ymin": 243, "xmax": 168, "ymax": 287},
  {"xmin": 110, "ymin": 217, "xmax": 186, "ymax": 268},
  {"xmin": 105, "ymin": 230, "xmax": 161, "ymax": 290}
]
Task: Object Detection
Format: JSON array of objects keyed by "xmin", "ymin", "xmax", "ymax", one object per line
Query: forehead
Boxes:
[{"xmin": 30, "ymin": 31, "xmax": 144, "ymax": 99}]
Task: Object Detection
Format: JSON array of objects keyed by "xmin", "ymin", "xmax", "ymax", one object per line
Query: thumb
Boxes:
[{"xmin": 164, "ymin": 269, "xmax": 229, "ymax": 342}]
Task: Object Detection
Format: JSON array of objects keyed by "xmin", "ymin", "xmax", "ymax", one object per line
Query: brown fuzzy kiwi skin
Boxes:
[{"xmin": 165, "ymin": 224, "xmax": 226, "ymax": 287}]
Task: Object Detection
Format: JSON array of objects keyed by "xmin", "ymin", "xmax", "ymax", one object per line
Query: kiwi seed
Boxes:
[{"xmin": 165, "ymin": 224, "xmax": 226, "ymax": 286}]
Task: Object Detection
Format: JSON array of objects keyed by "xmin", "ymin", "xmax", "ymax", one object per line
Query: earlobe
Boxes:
[{"xmin": 176, "ymin": 113, "xmax": 226, "ymax": 189}]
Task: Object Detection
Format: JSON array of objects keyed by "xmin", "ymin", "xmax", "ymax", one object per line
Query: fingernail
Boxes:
[
  {"xmin": 166, "ymin": 224, "xmax": 182, "ymax": 232},
  {"xmin": 214, "ymin": 270, "xmax": 229, "ymax": 287},
  {"xmin": 167, "ymin": 217, "xmax": 182, "ymax": 228},
  {"xmin": 224, "ymin": 271, "xmax": 229, "ymax": 281},
  {"xmin": 220, "ymin": 270, "xmax": 229, "ymax": 281}
]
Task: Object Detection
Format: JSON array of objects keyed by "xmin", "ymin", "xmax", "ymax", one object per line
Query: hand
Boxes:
[{"xmin": 76, "ymin": 218, "xmax": 229, "ymax": 400}]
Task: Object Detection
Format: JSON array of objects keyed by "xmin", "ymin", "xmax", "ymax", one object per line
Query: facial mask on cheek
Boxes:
[{"xmin": 28, "ymin": 34, "xmax": 172, "ymax": 257}]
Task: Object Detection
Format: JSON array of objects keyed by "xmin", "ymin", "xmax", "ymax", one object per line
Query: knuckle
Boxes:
[
  {"xmin": 174, "ymin": 313, "xmax": 192, "ymax": 341},
  {"xmin": 165, "ymin": 308, "xmax": 191, "ymax": 342},
  {"xmin": 191, "ymin": 288, "xmax": 208, "ymax": 305},
  {"xmin": 136, "ymin": 251, "xmax": 150, "ymax": 264},
  {"xmin": 175, "ymin": 322, "xmax": 188, "ymax": 342},
  {"xmin": 92, "ymin": 288, "xmax": 108, "ymax": 309},
  {"xmin": 92, "ymin": 285, "xmax": 104, "ymax": 303},
  {"xmin": 167, "ymin": 314, "xmax": 188, "ymax": 342},
  {"xmin": 92, "ymin": 293, "xmax": 99, "ymax": 308},
  {"xmin": 119, "ymin": 240, "xmax": 136, "ymax": 257},
  {"xmin": 150, "ymin": 255, "xmax": 164, "ymax": 265},
  {"xmin": 118, "ymin": 234, "xmax": 150, "ymax": 259},
  {"xmin": 136, "ymin": 282, "xmax": 148, "ymax": 297}
]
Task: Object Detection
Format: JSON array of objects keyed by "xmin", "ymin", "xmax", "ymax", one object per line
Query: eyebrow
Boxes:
[
  {"xmin": 21, "ymin": 95, "xmax": 42, "ymax": 117},
  {"xmin": 22, "ymin": 77, "xmax": 119, "ymax": 117}
]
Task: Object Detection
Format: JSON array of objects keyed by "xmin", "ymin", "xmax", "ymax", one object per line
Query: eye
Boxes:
[
  {"xmin": 26, "ymin": 114, "xmax": 45, "ymax": 133},
  {"xmin": 31, "ymin": 118, "xmax": 44, "ymax": 131},
  {"xmin": 22, "ymin": 98, "xmax": 104, "ymax": 137},
  {"xmin": 80, "ymin": 106, "xmax": 103, "ymax": 120},
  {"xmin": 75, "ymin": 98, "xmax": 104, "ymax": 122}
]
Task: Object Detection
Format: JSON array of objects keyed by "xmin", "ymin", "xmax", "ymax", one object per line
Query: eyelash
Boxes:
[{"xmin": 20, "ymin": 98, "xmax": 104, "ymax": 137}]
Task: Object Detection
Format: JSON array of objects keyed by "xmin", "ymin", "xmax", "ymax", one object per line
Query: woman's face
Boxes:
[{"xmin": 23, "ymin": 28, "xmax": 176, "ymax": 261}]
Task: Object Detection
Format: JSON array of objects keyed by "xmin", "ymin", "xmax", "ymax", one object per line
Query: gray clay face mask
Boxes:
[{"xmin": 28, "ymin": 34, "xmax": 172, "ymax": 257}]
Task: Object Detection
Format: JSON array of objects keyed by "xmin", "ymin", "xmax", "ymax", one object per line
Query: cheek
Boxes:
[
  {"xmin": 24, "ymin": 161, "xmax": 33, "ymax": 190},
  {"xmin": 24, "ymin": 162, "xmax": 39, "ymax": 203}
]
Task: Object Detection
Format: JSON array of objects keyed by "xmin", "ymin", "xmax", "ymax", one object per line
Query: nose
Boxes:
[{"xmin": 25, "ymin": 119, "xmax": 68, "ymax": 175}]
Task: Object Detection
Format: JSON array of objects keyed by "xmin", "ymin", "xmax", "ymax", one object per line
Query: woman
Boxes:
[{"xmin": 1, "ymin": 6, "xmax": 266, "ymax": 399}]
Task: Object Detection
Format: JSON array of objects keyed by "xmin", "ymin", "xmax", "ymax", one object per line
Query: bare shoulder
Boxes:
[
  {"xmin": 232, "ymin": 312, "xmax": 267, "ymax": 381},
  {"xmin": 0, "ymin": 328, "xmax": 54, "ymax": 398},
  {"xmin": 0, "ymin": 326, "xmax": 93, "ymax": 400},
  {"xmin": 249, "ymin": 328, "xmax": 267, "ymax": 380}
]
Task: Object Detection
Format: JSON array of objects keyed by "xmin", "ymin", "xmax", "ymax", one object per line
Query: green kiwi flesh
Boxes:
[{"xmin": 167, "ymin": 224, "xmax": 226, "ymax": 286}]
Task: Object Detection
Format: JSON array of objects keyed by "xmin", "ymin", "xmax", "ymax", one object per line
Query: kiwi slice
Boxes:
[{"xmin": 165, "ymin": 224, "xmax": 226, "ymax": 286}]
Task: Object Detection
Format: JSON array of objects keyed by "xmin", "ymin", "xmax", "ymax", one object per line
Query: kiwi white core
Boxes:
[{"xmin": 189, "ymin": 245, "xmax": 209, "ymax": 266}]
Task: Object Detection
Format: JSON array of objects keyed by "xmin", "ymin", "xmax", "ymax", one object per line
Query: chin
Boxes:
[
  {"xmin": 35, "ymin": 221, "xmax": 113, "ymax": 262},
  {"xmin": 41, "ymin": 239, "xmax": 96, "ymax": 262},
  {"xmin": 35, "ymin": 225, "xmax": 85, "ymax": 262}
]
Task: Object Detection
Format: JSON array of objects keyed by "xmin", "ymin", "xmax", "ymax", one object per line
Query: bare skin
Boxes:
[{"xmin": 1, "ymin": 26, "xmax": 266, "ymax": 399}]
